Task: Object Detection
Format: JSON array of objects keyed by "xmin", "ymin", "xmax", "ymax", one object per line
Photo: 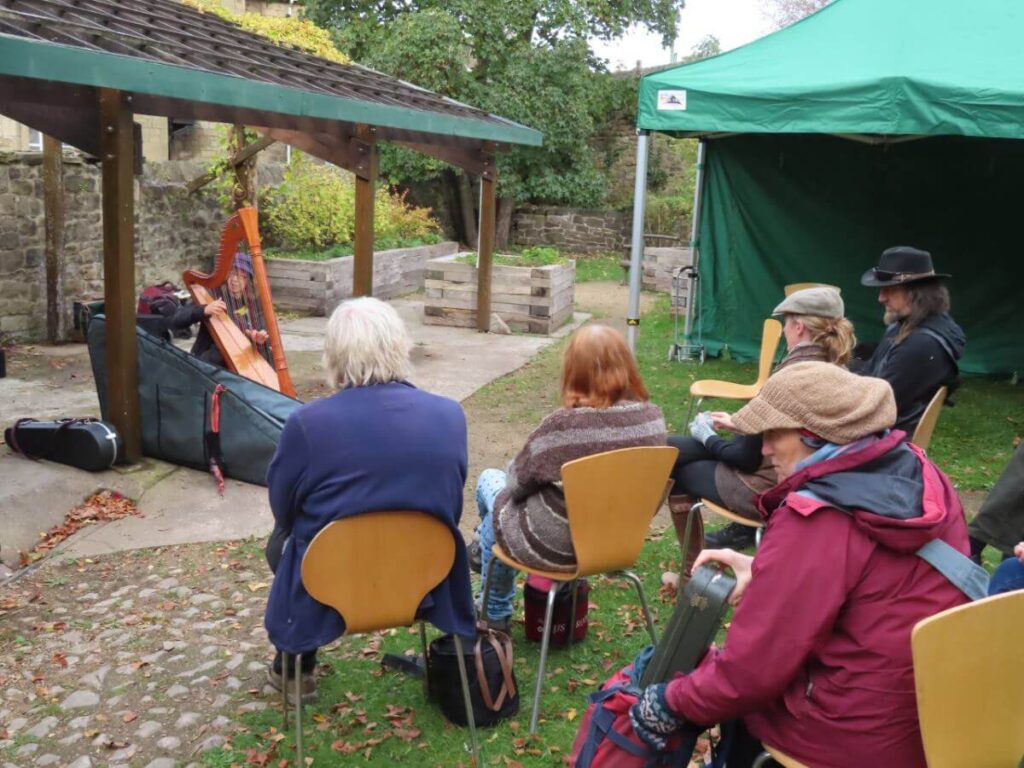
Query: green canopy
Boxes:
[
  {"xmin": 634, "ymin": 0, "xmax": 1024, "ymax": 375},
  {"xmin": 639, "ymin": 0, "xmax": 1024, "ymax": 139}
]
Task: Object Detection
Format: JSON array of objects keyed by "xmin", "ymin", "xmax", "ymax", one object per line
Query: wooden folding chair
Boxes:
[
  {"xmin": 910, "ymin": 385, "xmax": 948, "ymax": 450},
  {"xmin": 481, "ymin": 445, "xmax": 678, "ymax": 734},
  {"xmin": 783, "ymin": 282, "xmax": 840, "ymax": 297},
  {"xmin": 685, "ymin": 318, "xmax": 783, "ymax": 424},
  {"xmin": 912, "ymin": 590, "xmax": 1024, "ymax": 767},
  {"xmin": 694, "ymin": 498, "xmax": 764, "ymax": 549},
  {"xmin": 296, "ymin": 511, "xmax": 480, "ymax": 766}
]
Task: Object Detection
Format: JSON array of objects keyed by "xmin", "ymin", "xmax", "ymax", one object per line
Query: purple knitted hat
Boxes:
[{"xmin": 233, "ymin": 249, "xmax": 254, "ymax": 276}]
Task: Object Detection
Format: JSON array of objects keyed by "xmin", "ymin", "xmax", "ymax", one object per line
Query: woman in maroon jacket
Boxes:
[{"xmin": 630, "ymin": 362, "xmax": 972, "ymax": 768}]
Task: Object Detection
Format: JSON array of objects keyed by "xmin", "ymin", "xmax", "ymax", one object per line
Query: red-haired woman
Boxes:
[{"xmin": 475, "ymin": 324, "xmax": 667, "ymax": 628}]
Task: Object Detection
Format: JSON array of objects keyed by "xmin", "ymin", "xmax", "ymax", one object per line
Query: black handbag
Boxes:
[{"xmin": 427, "ymin": 625, "xmax": 520, "ymax": 727}]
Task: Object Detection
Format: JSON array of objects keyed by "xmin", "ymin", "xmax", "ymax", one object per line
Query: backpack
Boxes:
[
  {"xmin": 569, "ymin": 648, "xmax": 697, "ymax": 768},
  {"xmin": 137, "ymin": 282, "xmax": 182, "ymax": 318}
]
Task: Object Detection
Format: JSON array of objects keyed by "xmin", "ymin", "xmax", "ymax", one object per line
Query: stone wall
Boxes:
[
  {"xmin": 0, "ymin": 153, "xmax": 225, "ymax": 340},
  {"xmin": 511, "ymin": 206, "xmax": 632, "ymax": 254}
]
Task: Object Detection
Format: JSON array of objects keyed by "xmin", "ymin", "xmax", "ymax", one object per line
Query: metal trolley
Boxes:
[{"xmin": 667, "ymin": 264, "xmax": 705, "ymax": 363}]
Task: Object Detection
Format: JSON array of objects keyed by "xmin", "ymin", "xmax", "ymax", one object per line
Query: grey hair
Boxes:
[{"xmin": 323, "ymin": 297, "xmax": 412, "ymax": 389}]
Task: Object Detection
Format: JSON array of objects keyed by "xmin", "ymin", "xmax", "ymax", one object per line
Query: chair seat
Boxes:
[
  {"xmin": 491, "ymin": 544, "xmax": 582, "ymax": 582},
  {"xmin": 765, "ymin": 744, "xmax": 810, "ymax": 768},
  {"xmin": 701, "ymin": 499, "xmax": 763, "ymax": 529},
  {"xmin": 689, "ymin": 379, "xmax": 762, "ymax": 400}
]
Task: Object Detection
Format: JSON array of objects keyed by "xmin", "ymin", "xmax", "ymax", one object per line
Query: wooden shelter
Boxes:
[{"xmin": 0, "ymin": 0, "xmax": 542, "ymax": 463}]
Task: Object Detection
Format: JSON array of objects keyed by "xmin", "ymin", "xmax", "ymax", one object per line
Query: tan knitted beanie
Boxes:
[{"xmin": 731, "ymin": 361, "xmax": 896, "ymax": 444}]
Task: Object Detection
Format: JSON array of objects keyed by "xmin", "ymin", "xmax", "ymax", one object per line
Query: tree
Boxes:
[
  {"xmin": 304, "ymin": 0, "xmax": 684, "ymax": 243},
  {"xmin": 689, "ymin": 34, "xmax": 721, "ymax": 61},
  {"xmin": 762, "ymin": 0, "xmax": 834, "ymax": 29}
]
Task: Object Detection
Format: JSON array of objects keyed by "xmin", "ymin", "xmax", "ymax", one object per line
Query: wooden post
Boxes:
[
  {"xmin": 476, "ymin": 145, "xmax": 497, "ymax": 332},
  {"xmin": 352, "ymin": 124, "xmax": 378, "ymax": 297},
  {"xmin": 42, "ymin": 135, "xmax": 65, "ymax": 343},
  {"xmin": 99, "ymin": 89, "xmax": 141, "ymax": 464}
]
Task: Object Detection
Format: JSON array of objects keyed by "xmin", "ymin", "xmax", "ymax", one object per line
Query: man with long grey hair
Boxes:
[
  {"xmin": 262, "ymin": 297, "xmax": 474, "ymax": 703},
  {"xmin": 855, "ymin": 246, "xmax": 965, "ymax": 435}
]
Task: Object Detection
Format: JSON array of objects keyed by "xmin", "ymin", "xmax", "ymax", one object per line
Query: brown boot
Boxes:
[{"xmin": 667, "ymin": 495, "xmax": 704, "ymax": 590}]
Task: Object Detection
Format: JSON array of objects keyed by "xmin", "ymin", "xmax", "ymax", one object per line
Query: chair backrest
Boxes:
[
  {"xmin": 911, "ymin": 590, "xmax": 1024, "ymax": 767},
  {"xmin": 755, "ymin": 318, "xmax": 784, "ymax": 389},
  {"xmin": 910, "ymin": 385, "xmax": 948, "ymax": 450},
  {"xmin": 783, "ymin": 282, "xmax": 840, "ymax": 297},
  {"xmin": 300, "ymin": 511, "xmax": 455, "ymax": 635},
  {"xmin": 561, "ymin": 446, "xmax": 678, "ymax": 576}
]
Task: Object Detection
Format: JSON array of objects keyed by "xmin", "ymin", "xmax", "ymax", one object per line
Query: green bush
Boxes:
[
  {"xmin": 645, "ymin": 193, "xmax": 691, "ymax": 240},
  {"xmin": 260, "ymin": 154, "xmax": 441, "ymax": 251},
  {"xmin": 456, "ymin": 246, "xmax": 568, "ymax": 268}
]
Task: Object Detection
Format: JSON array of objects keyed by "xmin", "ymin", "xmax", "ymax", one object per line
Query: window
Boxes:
[{"xmin": 27, "ymin": 128, "xmax": 42, "ymax": 151}]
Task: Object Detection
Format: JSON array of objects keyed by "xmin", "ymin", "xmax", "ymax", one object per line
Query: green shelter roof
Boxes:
[
  {"xmin": 638, "ymin": 0, "xmax": 1024, "ymax": 140},
  {"xmin": 0, "ymin": 0, "xmax": 542, "ymax": 149}
]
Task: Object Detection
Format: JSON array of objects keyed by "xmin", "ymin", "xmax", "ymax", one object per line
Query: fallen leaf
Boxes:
[
  {"xmin": 122, "ymin": 711, "xmax": 138, "ymax": 723},
  {"xmin": 247, "ymin": 582, "xmax": 269, "ymax": 592},
  {"xmin": 565, "ymin": 708, "xmax": 577, "ymax": 721}
]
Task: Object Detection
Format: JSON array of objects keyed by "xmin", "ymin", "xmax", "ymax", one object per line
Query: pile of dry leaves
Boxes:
[{"xmin": 21, "ymin": 490, "xmax": 142, "ymax": 565}]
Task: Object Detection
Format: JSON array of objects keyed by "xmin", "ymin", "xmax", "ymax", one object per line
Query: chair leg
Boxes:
[
  {"xmin": 419, "ymin": 622, "xmax": 431, "ymax": 698},
  {"xmin": 452, "ymin": 634, "xmax": 482, "ymax": 767},
  {"xmin": 755, "ymin": 526, "xmax": 763, "ymax": 549},
  {"xmin": 480, "ymin": 555, "xmax": 497, "ymax": 622},
  {"xmin": 684, "ymin": 396, "xmax": 703, "ymax": 427},
  {"xmin": 529, "ymin": 583, "xmax": 558, "ymax": 734},
  {"xmin": 567, "ymin": 578, "xmax": 578, "ymax": 650},
  {"xmin": 294, "ymin": 652, "xmax": 303, "ymax": 766},
  {"xmin": 620, "ymin": 570, "xmax": 658, "ymax": 645},
  {"xmin": 751, "ymin": 752, "xmax": 773, "ymax": 767},
  {"xmin": 280, "ymin": 652, "xmax": 289, "ymax": 732}
]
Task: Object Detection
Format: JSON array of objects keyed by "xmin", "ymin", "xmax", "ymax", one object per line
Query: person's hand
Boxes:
[
  {"xmin": 688, "ymin": 411, "xmax": 717, "ymax": 445},
  {"xmin": 247, "ymin": 329, "xmax": 270, "ymax": 345},
  {"xmin": 692, "ymin": 548, "xmax": 754, "ymax": 606},
  {"xmin": 204, "ymin": 299, "xmax": 227, "ymax": 318},
  {"xmin": 629, "ymin": 683, "xmax": 683, "ymax": 751},
  {"xmin": 1014, "ymin": 542, "xmax": 1024, "ymax": 564},
  {"xmin": 709, "ymin": 411, "xmax": 736, "ymax": 431}
]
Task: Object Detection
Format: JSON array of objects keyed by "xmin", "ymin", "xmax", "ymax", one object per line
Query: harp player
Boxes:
[{"xmin": 170, "ymin": 249, "xmax": 270, "ymax": 367}]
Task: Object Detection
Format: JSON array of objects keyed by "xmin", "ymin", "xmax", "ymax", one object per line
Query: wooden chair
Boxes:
[
  {"xmin": 910, "ymin": 386, "xmax": 948, "ymax": 450},
  {"xmin": 912, "ymin": 590, "xmax": 1024, "ymax": 767},
  {"xmin": 481, "ymin": 445, "xmax": 679, "ymax": 733},
  {"xmin": 783, "ymin": 282, "xmax": 840, "ymax": 297},
  {"xmin": 685, "ymin": 318, "xmax": 783, "ymax": 424},
  {"xmin": 296, "ymin": 511, "xmax": 479, "ymax": 766},
  {"xmin": 694, "ymin": 498, "xmax": 764, "ymax": 549},
  {"xmin": 752, "ymin": 745, "xmax": 810, "ymax": 767}
]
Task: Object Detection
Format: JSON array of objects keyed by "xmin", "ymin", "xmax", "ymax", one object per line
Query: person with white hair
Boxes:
[{"xmin": 262, "ymin": 297, "xmax": 474, "ymax": 704}]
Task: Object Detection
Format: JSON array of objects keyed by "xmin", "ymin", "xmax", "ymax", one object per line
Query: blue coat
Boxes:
[{"xmin": 263, "ymin": 381, "xmax": 474, "ymax": 654}]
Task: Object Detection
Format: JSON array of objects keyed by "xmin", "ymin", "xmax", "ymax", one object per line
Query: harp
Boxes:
[{"xmin": 182, "ymin": 208, "xmax": 296, "ymax": 397}]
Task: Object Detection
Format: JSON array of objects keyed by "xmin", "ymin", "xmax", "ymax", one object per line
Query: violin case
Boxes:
[{"xmin": 5, "ymin": 418, "xmax": 122, "ymax": 471}]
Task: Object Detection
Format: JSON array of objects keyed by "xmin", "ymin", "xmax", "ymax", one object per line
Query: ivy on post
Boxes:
[
  {"xmin": 98, "ymin": 88, "xmax": 142, "ymax": 464},
  {"xmin": 476, "ymin": 143, "xmax": 497, "ymax": 332}
]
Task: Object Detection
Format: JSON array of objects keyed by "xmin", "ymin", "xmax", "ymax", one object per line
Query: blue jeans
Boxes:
[
  {"xmin": 476, "ymin": 468, "xmax": 517, "ymax": 621},
  {"xmin": 988, "ymin": 557, "xmax": 1024, "ymax": 596}
]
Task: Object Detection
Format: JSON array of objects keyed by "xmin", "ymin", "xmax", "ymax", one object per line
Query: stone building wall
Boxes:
[
  {"xmin": 0, "ymin": 153, "xmax": 226, "ymax": 340},
  {"xmin": 511, "ymin": 206, "xmax": 633, "ymax": 254}
]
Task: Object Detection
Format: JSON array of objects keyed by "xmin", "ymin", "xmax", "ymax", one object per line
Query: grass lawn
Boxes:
[{"xmin": 573, "ymin": 253, "xmax": 624, "ymax": 283}]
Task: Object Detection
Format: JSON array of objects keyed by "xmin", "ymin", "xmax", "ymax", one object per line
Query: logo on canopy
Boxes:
[{"xmin": 657, "ymin": 90, "xmax": 687, "ymax": 111}]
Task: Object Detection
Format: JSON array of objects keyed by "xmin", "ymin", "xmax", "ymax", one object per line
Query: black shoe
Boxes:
[
  {"xmin": 468, "ymin": 539, "xmax": 482, "ymax": 574},
  {"xmin": 704, "ymin": 522, "xmax": 757, "ymax": 550}
]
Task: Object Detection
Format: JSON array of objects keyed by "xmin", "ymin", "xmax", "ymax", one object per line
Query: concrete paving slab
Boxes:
[{"xmin": 1, "ymin": 297, "xmax": 589, "ymax": 564}]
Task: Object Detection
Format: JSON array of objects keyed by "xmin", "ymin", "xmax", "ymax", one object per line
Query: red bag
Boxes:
[
  {"xmin": 523, "ymin": 575, "xmax": 589, "ymax": 646},
  {"xmin": 137, "ymin": 282, "xmax": 181, "ymax": 316},
  {"xmin": 568, "ymin": 662, "xmax": 693, "ymax": 767}
]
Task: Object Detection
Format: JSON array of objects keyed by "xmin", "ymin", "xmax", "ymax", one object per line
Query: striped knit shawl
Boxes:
[{"xmin": 493, "ymin": 400, "xmax": 667, "ymax": 572}]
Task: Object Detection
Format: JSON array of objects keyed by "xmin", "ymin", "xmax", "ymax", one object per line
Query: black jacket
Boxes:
[{"xmin": 855, "ymin": 313, "xmax": 965, "ymax": 434}]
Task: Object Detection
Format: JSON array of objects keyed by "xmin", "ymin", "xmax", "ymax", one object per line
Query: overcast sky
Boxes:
[{"xmin": 591, "ymin": 0, "xmax": 774, "ymax": 72}]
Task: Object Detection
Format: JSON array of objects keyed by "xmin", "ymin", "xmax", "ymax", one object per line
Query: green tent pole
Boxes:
[
  {"xmin": 626, "ymin": 130, "xmax": 651, "ymax": 353},
  {"xmin": 684, "ymin": 139, "xmax": 707, "ymax": 356}
]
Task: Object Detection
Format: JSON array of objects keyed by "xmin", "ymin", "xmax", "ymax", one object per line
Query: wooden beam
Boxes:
[
  {"xmin": 254, "ymin": 126, "xmax": 364, "ymax": 174},
  {"xmin": 476, "ymin": 144, "xmax": 497, "ymax": 332},
  {"xmin": 186, "ymin": 134, "xmax": 276, "ymax": 194},
  {"xmin": 1, "ymin": 101, "xmax": 102, "ymax": 156},
  {"xmin": 43, "ymin": 136, "xmax": 66, "ymax": 344},
  {"xmin": 352, "ymin": 124, "xmax": 378, "ymax": 298},
  {"xmin": 395, "ymin": 139, "xmax": 490, "ymax": 175},
  {"xmin": 99, "ymin": 89, "xmax": 141, "ymax": 464}
]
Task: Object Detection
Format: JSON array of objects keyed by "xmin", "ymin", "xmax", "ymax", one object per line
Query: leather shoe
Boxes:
[{"xmin": 704, "ymin": 522, "xmax": 757, "ymax": 550}]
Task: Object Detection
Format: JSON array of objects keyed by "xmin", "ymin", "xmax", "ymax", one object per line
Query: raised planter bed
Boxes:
[
  {"xmin": 265, "ymin": 241, "xmax": 459, "ymax": 315},
  {"xmin": 423, "ymin": 253, "xmax": 575, "ymax": 334}
]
